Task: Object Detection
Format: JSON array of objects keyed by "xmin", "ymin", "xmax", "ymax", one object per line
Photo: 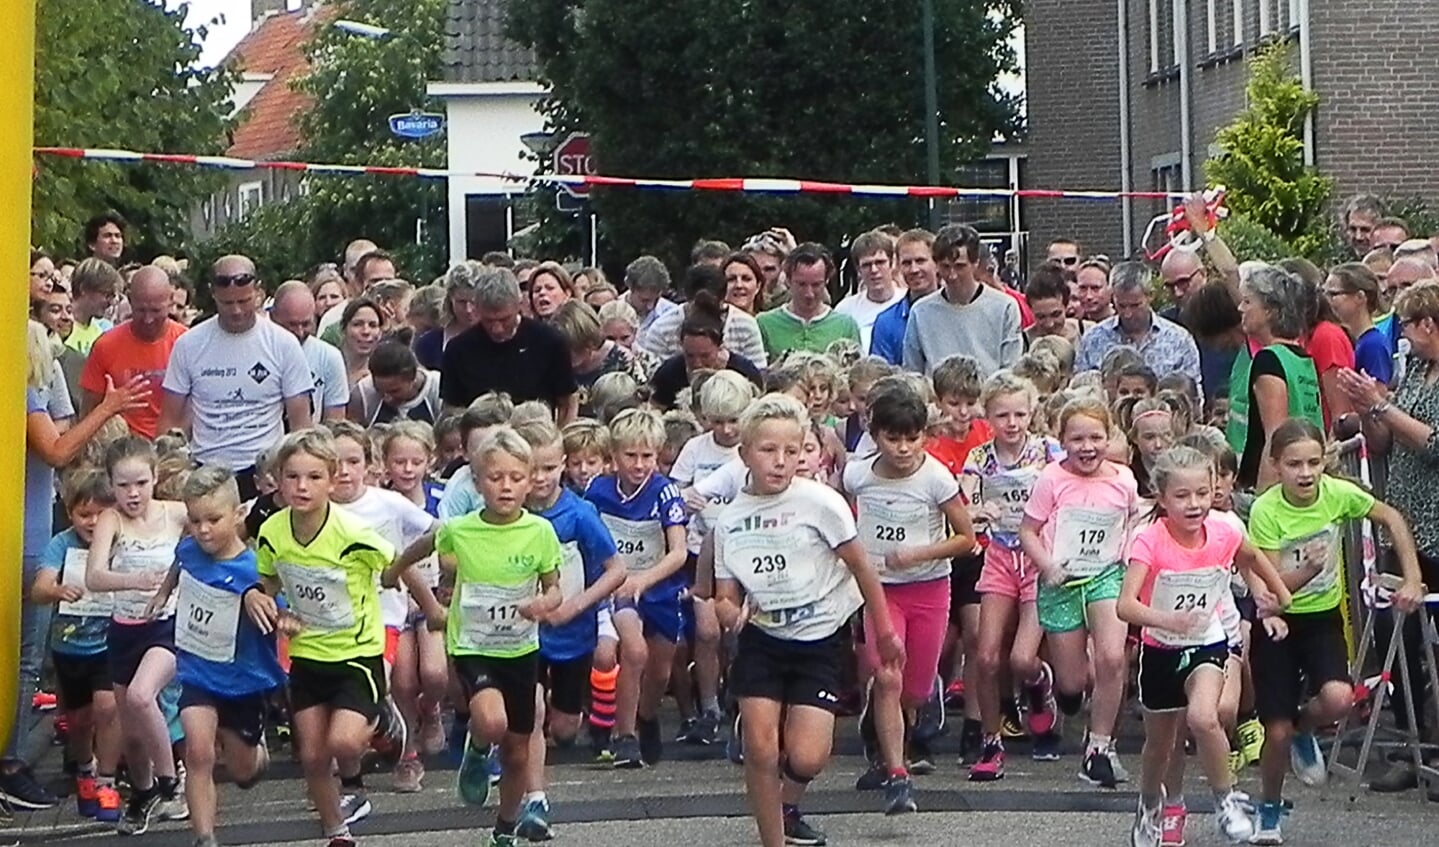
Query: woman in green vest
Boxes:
[{"xmin": 1226, "ymin": 264, "xmax": 1324, "ymax": 490}]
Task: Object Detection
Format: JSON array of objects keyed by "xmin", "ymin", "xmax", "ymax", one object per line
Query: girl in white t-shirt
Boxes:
[{"xmin": 714, "ymin": 394, "xmax": 902, "ymax": 847}]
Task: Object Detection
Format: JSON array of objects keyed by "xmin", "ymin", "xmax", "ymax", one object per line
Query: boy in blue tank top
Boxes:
[
  {"xmin": 148, "ymin": 466, "xmax": 287, "ymax": 847},
  {"xmin": 583, "ymin": 409, "xmax": 689, "ymax": 769}
]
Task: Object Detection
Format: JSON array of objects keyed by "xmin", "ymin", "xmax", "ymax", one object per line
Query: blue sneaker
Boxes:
[
  {"xmin": 912, "ymin": 675, "xmax": 946, "ymax": 742},
  {"xmin": 457, "ymin": 733, "xmax": 494, "ymax": 807},
  {"xmin": 486, "ymin": 743, "xmax": 503, "ymax": 785},
  {"xmin": 515, "ymin": 796, "xmax": 554, "ymax": 841},
  {"xmin": 1249, "ymin": 800, "xmax": 1283, "ymax": 845},
  {"xmin": 1289, "ymin": 733, "xmax": 1326, "ymax": 787}
]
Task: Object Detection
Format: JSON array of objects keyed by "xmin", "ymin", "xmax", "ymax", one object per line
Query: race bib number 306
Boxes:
[{"xmin": 275, "ymin": 562, "xmax": 355, "ymax": 630}]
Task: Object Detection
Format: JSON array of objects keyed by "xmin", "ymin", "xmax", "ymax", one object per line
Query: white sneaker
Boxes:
[
  {"xmin": 1289, "ymin": 733, "xmax": 1327, "ymax": 787},
  {"xmin": 1131, "ymin": 802, "xmax": 1162, "ymax": 847},
  {"xmin": 1215, "ymin": 791, "xmax": 1255, "ymax": 843},
  {"xmin": 1109, "ymin": 748, "xmax": 1132, "ymax": 783},
  {"xmin": 339, "ymin": 793, "xmax": 371, "ymax": 826}
]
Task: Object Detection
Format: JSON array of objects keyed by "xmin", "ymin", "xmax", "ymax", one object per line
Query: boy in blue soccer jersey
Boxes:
[
  {"xmin": 583, "ymin": 409, "xmax": 689, "ymax": 768},
  {"xmin": 146, "ymin": 466, "xmax": 287, "ymax": 847}
]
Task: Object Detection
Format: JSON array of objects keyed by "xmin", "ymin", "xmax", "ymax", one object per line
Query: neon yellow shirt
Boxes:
[
  {"xmin": 437, "ymin": 510, "xmax": 560, "ymax": 659},
  {"xmin": 1248, "ymin": 476, "xmax": 1373, "ymax": 615}
]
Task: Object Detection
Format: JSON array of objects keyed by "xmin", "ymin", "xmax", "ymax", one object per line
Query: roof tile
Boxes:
[{"xmin": 442, "ymin": 0, "xmax": 539, "ymax": 84}]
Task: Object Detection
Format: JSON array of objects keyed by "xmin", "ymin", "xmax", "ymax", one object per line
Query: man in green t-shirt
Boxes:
[{"xmin": 756, "ymin": 243, "xmax": 860, "ymax": 360}]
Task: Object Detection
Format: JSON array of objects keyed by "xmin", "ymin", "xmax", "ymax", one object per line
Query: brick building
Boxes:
[{"xmin": 1021, "ymin": 0, "xmax": 1439, "ymax": 265}]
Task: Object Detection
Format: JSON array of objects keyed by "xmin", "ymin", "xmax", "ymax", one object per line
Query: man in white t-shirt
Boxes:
[
  {"xmin": 270, "ymin": 280, "xmax": 349, "ymax": 422},
  {"xmin": 836, "ymin": 230, "xmax": 905, "ymax": 353},
  {"xmin": 159, "ymin": 255, "xmax": 314, "ymax": 499}
]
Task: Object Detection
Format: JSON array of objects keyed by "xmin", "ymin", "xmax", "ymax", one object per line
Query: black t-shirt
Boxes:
[
  {"xmin": 1237, "ymin": 343, "xmax": 1309, "ymax": 488},
  {"xmin": 440, "ymin": 317, "xmax": 578, "ymax": 410},
  {"xmin": 649, "ymin": 352, "xmax": 764, "ymax": 410}
]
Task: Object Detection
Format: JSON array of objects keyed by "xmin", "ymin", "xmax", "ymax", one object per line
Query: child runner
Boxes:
[
  {"xmin": 584, "ymin": 408, "xmax": 689, "ymax": 768},
  {"xmin": 1117, "ymin": 446, "xmax": 1292, "ymax": 847},
  {"xmin": 386, "ymin": 427, "xmax": 563, "ymax": 847},
  {"xmin": 85, "ymin": 436, "xmax": 188, "ymax": 834},
  {"xmin": 255, "ymin": 429, "xmax": 438, "ymax": 847},
  {"xmin": 715, "ymin": 393, "xmax": 903, "ymax": 847},
  {"xmin": 510, "ymin": 418, "xmax": 626, "ymax": 839},
  {"xmin": 1123, "ymin": 398, "xmax": 1180, "ymax": 500},
  {"xmin": 150, "ymin": 466, "xmax": 287, "ymax": 847},
  {"xmin": 562, "ymin": 418, "xmax": 610, "ymax": 495},
  {"xmin": 964, "ymin": 371, "xmax": 1064, "ymax": 779},
  {"xmin": 671, "ymin": 372, "xmax": 754, "ymax": 745},
  {"xmin": 1245, "ymin": 418, "xmax": 1425, "ymax": 845},
  {"xmin": 34, "ymin": 469, "xmax": 121, "ymax": 822},
  {"xmin": 1018, "ymin": 395, "xmax": 1138, "ymax": 789},
  {"xmin": 844, "ymin": 375, "xmax": 976, "ymax": 814}
]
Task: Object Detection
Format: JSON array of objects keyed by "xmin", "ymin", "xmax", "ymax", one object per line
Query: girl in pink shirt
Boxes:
[
  {"xmin": 1018, "ymin": 395, "xmax": 1138, "ymax": 789},
  {"xmin": 1117, "ymin": 445, "xmax": 1290, "ymax": 847}
]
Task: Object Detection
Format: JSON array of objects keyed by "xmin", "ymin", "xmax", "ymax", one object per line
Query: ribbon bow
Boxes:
[{"xmin": 1143, "ymin": 187, "xmax": 1228, "ymax": 261}]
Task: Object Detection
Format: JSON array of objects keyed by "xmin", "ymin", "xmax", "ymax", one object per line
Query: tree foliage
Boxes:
[
  {"xmin": 32, "ymin": 0, "xmax": 234, "ymax": 258},
  {"xmin": 1205, "ymin": 42, "xmax": 1332, "ymax": 259},
  {"xmin": 196, "ymin": 0, "xmax": 449, "ymax": 283},
  {"xmin": 510, "ymin": 0, "xmax": 1022, "ymax": 268}
]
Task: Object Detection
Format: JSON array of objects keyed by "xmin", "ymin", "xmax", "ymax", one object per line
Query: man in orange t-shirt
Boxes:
[{"xmin": 80, "ymin": 266, "xmax": 186, "ymax": 438}]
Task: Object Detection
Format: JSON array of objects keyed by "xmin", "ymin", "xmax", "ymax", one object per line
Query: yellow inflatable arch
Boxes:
[{"xmin": 1, "ymin": 5, "xmax": 36, "ymax": 745}]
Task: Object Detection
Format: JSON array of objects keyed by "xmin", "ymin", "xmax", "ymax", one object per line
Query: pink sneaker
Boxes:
[
  {"xmin": 1026, "ymin": 662, "xmax": 1058, "ymax": 737},
  {"xmin": 967, "ymin": 740, "xmax": 1005, "ymax": 782},
  {"xmin": 1159, "ymin": 803, "xmax": 1187, "ymax": 847}
]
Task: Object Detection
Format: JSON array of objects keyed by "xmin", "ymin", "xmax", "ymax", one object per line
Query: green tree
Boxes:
[
  {"xmin": 1205, "ymin": 41, "xmax": 1332, "ymax": 259},
  {"xmin": 32, "ymin": 0, "xmax": 234, "ymax": 258},
  {"xmin": 196, "ymin": 0, "xmax": 449, "ymax": 284},
  {"xmin": 510, "ymin": 0, "xmax": 1021, "ymax": 268}
]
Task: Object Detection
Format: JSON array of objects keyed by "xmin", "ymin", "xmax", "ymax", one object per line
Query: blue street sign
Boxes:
[{"xmin": 389, "ymin": 112, "xmax": 445, "ymax": 140}]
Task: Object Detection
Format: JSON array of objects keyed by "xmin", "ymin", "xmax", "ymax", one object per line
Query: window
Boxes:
[
  {"xmin": 1148, "ymin": 0, "xmax": 1161, "ymax": 72},
  {"xmin": 238, "ymin": 181, "xmax": 263, "ymax": 219},
  {"xmin": 1259, "ymin": 0, "xmax": 1272, "ymax": 35},
  {"xmin": 1206, "ymin": 0, "xmax": 1218, "ymax": 54},
  {"xmin": 1151, "ymin": 156, "xmax": 1184, "ymax": 223},
  {"xmin": 945, "ymin": 158, "xmax": 1014, "ymax": 234},
  {"xmin": 1287, "ymin": 0, "xmax": 1300, "ymax": 31},
  {"xmin": 1232, "ymin": 0, "xmax": 1244, "ymax": 46}
]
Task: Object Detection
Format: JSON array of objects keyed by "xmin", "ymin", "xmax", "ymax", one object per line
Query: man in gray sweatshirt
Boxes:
[{"xmin": 902, "ymin": 224, "xmax": 1023, "ymax": 377}]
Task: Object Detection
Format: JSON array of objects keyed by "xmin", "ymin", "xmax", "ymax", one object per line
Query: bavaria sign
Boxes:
[
  {"xmin": 389, "ymin": 111, "xmax": 445, "ymax": 140},
  {"xmin": 552, "ymin": 132, "xmax": 594, "ymax": 198}
]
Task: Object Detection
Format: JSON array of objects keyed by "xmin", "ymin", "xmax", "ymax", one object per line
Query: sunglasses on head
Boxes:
[{"xmin": 213, "ymin": 272, "xmax": 257, "ymax": 288}]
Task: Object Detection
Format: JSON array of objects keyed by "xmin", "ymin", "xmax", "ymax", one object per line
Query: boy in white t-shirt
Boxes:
[{"xmin": 714, "ymin": 393, "xmax": 901, "ymax": 847}]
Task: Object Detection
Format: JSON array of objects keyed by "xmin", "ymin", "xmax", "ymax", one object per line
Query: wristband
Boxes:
[{"xmin": 1366, "ymin": 400, "xmax": 1391, "ymax": 418}]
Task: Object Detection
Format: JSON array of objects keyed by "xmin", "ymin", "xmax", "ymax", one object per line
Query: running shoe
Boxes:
[
  {"xmin": 694, "ymin": 709, "xmax": 721, "ymax": 745},
  {"xmin": 95, "ymin": 782, "xmax": 122, "ymax": 823},
  {"xmin": 1131, "ymin": 802, "xmax": 1161, "ymax": 847},
  {"xmin": 782, "ymin": 808, "xmax": 826, "ymax": 846},
  {"xmin": 487, "ymin": 744, "xmax": 503, "ymax": 784},
  {"xmin": 1214, "ymin": 791, "xmax": 1254, "ymax": 843},
  {"xmin": 674, "ymin": 718, "xmax": 699, "ymax": 744},
  {"xmin": 75, "ymin": 774, "xmax": 99, "ymax": 818},
  {"xmin": 0, "ymin": 763, "xmax": 58, "ymax": 811},
  {"xmin": 912, "ymin": 675, "xmax": 945, "ymax": 742},
  {"xmin": 957, "ymin": 721, "xmax": 982, "ymax": 766},
  {"xmin": 192, "ymin": 835, "xmax": 221, "ymax": 847},
  {"xmin": 31, "ymin": 691, "xmax": 57, "ymax": 712},
  {"xmin": 1080, "ymin": 749, "xmax": 1118, "ymax": 789},
  {"xmin": 420, "ymin": 708, "xmax": 446, "ymax": 757},
  {"xmin": 488, "ymin": 834, "xmax": 518, "ymax": 847},
  {"xmin": 612, "ymin": 734, "xmax": 645, "ymax": 770},
  {"xmin": 968, "ymin": 741, "xmax": 1005, "ymax": 782},
  {"xmin": 1000, "ymin": 715, "xmax": 1027, "ymax": 740},
  {"xmin": 339, "ymin": 793, "xmax": 371, "ymax": 826},
  {"xmin": 908, "ymin": 737, "xmax": 935, "ymax": 775},
  {"xmin": 638, "ymin": 717, "xmax": 663, "ymax": 765},
  {"xmin": 326, "ymin": 837, "xmax": 357, "ymax": 847},
  {"xmin": 158, "ymin": 782, "xmax": 189, "ymax": 822},
  {"xmin": 1289, "ymin": 733, "xmax": 1326, "ymax": 787},
  {"xmin": 1031, "ymin": 730, "xmax": 1063, "ymax": 761},
  {"xmin": 457, "ymin": 733, "xmax": 494, "ymax": 806},
  {"xmin": 1159, "ymin": 803, "xmax": 1186, "ymax": 847},
  {"xmin": 943, "ymin": 679, "xmax": 966, "ymax": 710},
  {"xmin": 855, "ymin": 762, "xmax": 888, "ymax": 791},
  {"xmin": 1026, "ymin": 662, "xmax": 1058, "ymax": 736},
  {"xmin": 117, "ymin": 785, "xmax": 161, "ymax": 836},
  {"xmin": 1236, "ymin": 719, "xmax": 1264, "ymax": 767},
  {"xmin": 516, "ymin": 796, "xmax": 554, "ymax": 841},
  {"xmin": 1248, "ymin": 800, "xmax": 1283, "ymax": 845},
  {"xmin": 392, "ymin": 757, "xmax": 423, "ymax": 793},
  {"xmin": 1109, "ymin": 749, "xmax": 1132, "ymax": 783},
  {"xmin": 883, "ymin": 774, "xmax": 917, "ymax": 815}
]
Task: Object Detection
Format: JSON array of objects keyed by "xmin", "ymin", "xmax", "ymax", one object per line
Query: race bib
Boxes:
[
  {"xmin": 1149, "ymin": 568, "xmax": 1229, "ymax": 647},
  {"xmin": 1283, "ymin": 527, "xmax": 1340, "ymax": 596},
  {"xmin": 857, "ymin": 498, "xmax": 932, "ymax": 574},
  {"xmin": 602, "ymin": 515, "xmax": 665, "ymax": 572},
  {"xmin": 275, "ymin": 562, "xmax": 355, "ymax": 630},
  {"xmin": 111, "ymin": 548, "xmax": 175, "ymax": 620},
  {"xmin": 57, "ymin": 548, "xmax": 113, "ymax": 618},
  {"xmin": 984, "ymin": 468, "xmax": 1039, "ymax": 535},
  {"xmin": 175, "ymin": 571, "xmax": 243, "ymax": 663},
  {"xmin": 558, "ymin": 541, "xmax": 586, "ymax": 602},
  {"xmin": 456, "ymin": 581, "xmax": 537, "ymax": 652},
  {"xmin": 722, "ymin": 530, "xmax": 818, "ymax": 612},
  {"xmin": 1053, "ymin": 507, "xmax": 1126, "ymax": 580}
]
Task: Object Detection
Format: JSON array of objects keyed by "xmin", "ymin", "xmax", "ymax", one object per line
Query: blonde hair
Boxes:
[
  {"xmin": 275, "ymin": 428, "xmax": 340, "ymax": 476},
  {"xmin": 1099, "ymin": 346, "xmax": 1144, "ymax": 385},
  {"xmin": 26, "ymin": 319, "xmax": 59, "ymax": 390},
  {"xmin": 562, "ymin": 418, "xmax": 611, "ymax": 460},
  {"xmin": 181, "ymin": 464, "xmax": 241, "ymax": 507},
  {"xmin": 510, "ymin": 401, "xmax": 554, "ymax": 427},
  {"xmin": 1395, "ymin": 279, "xmax": 1439, "ymax": 324},
  {"xmin": 775, "ymin": 351, "xmax": 840, "ymax": 396},
  {"xmin": 738, "ymin": 393, "xmax": 810, "ymax": 445},
  {"xmin": 154, "ymin": 454, "xmax": 195, "ymax": 501},
  {"xmin": 823, "ymin": 337, "xmax": 862, "ymax": 370},
  {"xmin": 467, "ymin": 391, "xmax": 515, "ymax": 422},
  {"xmin": 1028, "ymin": 334, "xmax": 1076, "ymax": 376},
  {"xmin": 1120, "ymin": 396, "xmax": 1177, "ymax": 438},
  {"xmin": 552, "ymin": 300, "xmax": 604, "ymax": 352},
  {"xmin": 382, "ymin": 420, "xmax": 436, "ymax": 457},
  {"xmin": 475, "ymin": 426, "xmax": 534, "ymax": 467},
  {"xmin": 512, "ymin": 418, "xmax": 563, "ymax": 450},
  {"xmin": 325, "ymin": 419, "xmax": 374, "ymax": 463},
  {"xmin": 596, "ymin": 298, "xmax": 639, "ymax": 330},
  {"xmin": 980, "ymin": 369, "xmax": 1039, "ymax": 412},
  {"xmin": 608, "ymin": 407, "xmax": 666, "ymax": 451},
  {"xmin": 589, "ymin": 372, "xmax": 642, "ymax": 425},
  {"xmin": 662, "ymin": 410, "xmax": 701, "ymax": 454},
  {"xmin": 1012, "ymin": 348, "xmax": 1065, "ymax": 396},
  {"xmin": 1149, "ymin": 445, "xmax": 1215, "ymax": 501},
  {"xmin": 698, "ymin": 370, "xmax": 756, "ymax": 420},
  {"xmin": 846, "ymin": 356, "xmax": 895, "ymax": 389}
]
